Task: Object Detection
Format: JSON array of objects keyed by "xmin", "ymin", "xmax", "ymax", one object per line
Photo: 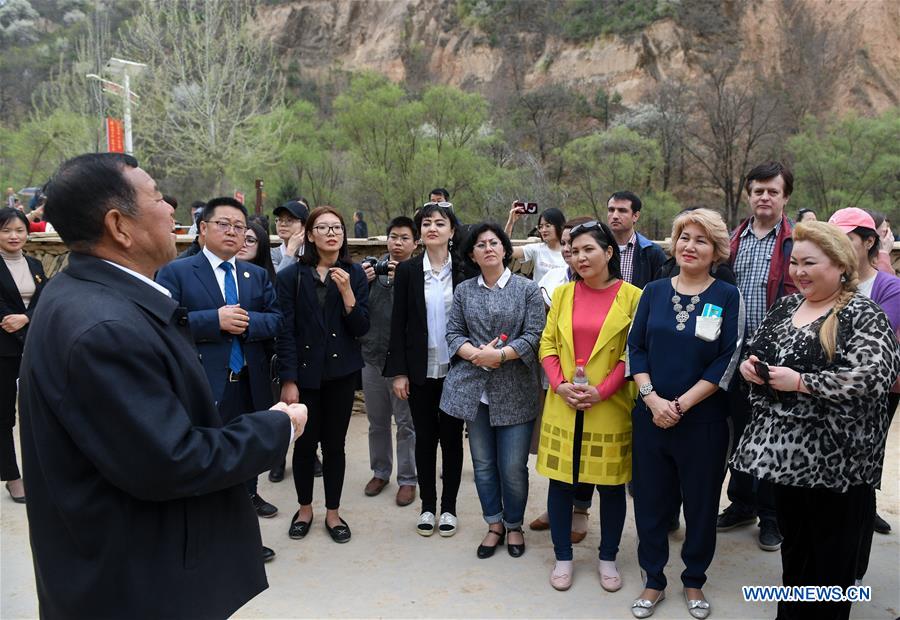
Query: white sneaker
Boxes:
[
  {"xmin": 438, "ymin": 512, "xmax": 458, "ymax": 537},
  {"xmin": 417, "ymin": 511, "xmax": 435, "ymax": 537}
]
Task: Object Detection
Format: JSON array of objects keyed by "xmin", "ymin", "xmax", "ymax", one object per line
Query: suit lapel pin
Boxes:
[
  {"xmin": 35, "ymin": 275, "xmax": 42, "ymax": 283},
  {"xmin": 243, "ymin": 271, "xmax": 250, "ymax": 278}
]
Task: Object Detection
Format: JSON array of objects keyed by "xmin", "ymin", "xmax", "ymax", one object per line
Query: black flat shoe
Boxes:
[
  {"xmin": 326, "ymin": 517, "xmax": 351, "ymax": 543},
  {"xmin": 262, "ymin": 546, "xmax": 276, "ymax": 562},
  {"xmin": 476, "ymin": 527, "xmax": 505, "ymax": 559},
  {"xmin": 288, "ymin": 511, "xmax": 313, "ymax": 539},
  {"xmin": 507, "ymin": 527, "xmax": 526, "ymax": 558}
]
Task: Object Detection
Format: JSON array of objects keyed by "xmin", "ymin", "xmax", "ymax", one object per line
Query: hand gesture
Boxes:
[
  {"xmin": 280, "ymin": 381, "xmax": 300, "ymax": 405},
  {"xmin": 285, "ymin": 231, "xmax": 305, "ymax": 258},
  {"xmin": 469, "ymin": 338, "xmax": 502, "ymax": 369},
  {"xmin": 740, "ymin": 354, "xmax": 766, "ymax": 385},
  {"xmin": 0, "ymin": 313, "xmax": 28, "ymax": 333},
  {"xmin": 361, "ymin": 262, "xmax": 376, "ymax": 283},
  {"xmin": 271, "ymin": 401, "xmax": 308, "ymax": 438},
  {"xmin": 218, "ymin": 304, "xmax": 249, "ymax": 334},
  {"xmin": 387, "ymin": 260, "xmax": 398, "ymax": 278},
  {"xmin": 556, "ymin": 382, "xmax": 587, "ymax": 409},
  {"xmin": 571, "ymin": 384, "xmax": 602, "ymax": 410},
  {"xmin": 506, "ymin": 203, "xmax": 524, "ymax": 226},
  {"xmin": 392, "ymin": 375, "xmax": 410, "ymax": 400},
  {"xmin": 880, "ymin": 224, "xmax": 894, "ymax": 252},
  {"xmin": 765, "ymin": 365, "xmax": 802, "ymax": 392},
  {"xmin": 328, "ymin": 267, "xmax": 352, "ymax": 295},
  {"xmin": 645, "ymin": 394, "xmax": 680, "ymax": 429}
]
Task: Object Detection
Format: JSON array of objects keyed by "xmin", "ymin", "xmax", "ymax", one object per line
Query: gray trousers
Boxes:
[{"xmin": 361, "ymin": 362, "xmax": 417, "ymax": 485}]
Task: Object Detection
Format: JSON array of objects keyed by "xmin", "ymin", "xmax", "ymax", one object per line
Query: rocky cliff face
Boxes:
[{"xmin": 260, "ymin": 0, "xmax": 899, "ymax": 114}]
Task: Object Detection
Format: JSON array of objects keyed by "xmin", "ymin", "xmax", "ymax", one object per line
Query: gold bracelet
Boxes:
[{"xmin": 499, "ymin": 347, "xmax": 507, "ymax": 364}]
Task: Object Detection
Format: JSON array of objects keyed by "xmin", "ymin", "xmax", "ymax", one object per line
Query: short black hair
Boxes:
[
  {"xmin": 354, "ymin": 210, "xmax": 364, "ymax": 219},
  {"xmin": 538, "ymin": 208, "xmax": 566, "ymax": 243},
  {"xmin": 796, "ymin": 208, "xmax": 815, "ymax": 221},
  {"xmin": 0, "ymin": 207, "xmax": 29, "ymax": 231},
  {"xmin": 462, "ymin": 221, "xmax": 514, "ymax": 270},
  {"xmin": 190, "ymin": 200, "xmax": 206, "ymax": 212},
  {"xmin": 203, "ymin": 197, "xmax": 248, "ymax": 222},
  {"xmin": 248, "ymin": 213, "xmax": 270, "ymax": 233},
  {"xmin": 163, "ymin": 194, "xmax": 178, "ymax": 209},
  {"xmin": 569, "ymin": 221, "xmax": 622, "ymax": 282},
  {"xmin": 387, "ymin": 215, "xmax": 418, "ymax": 240},
  {"xmin": 608, "ymin": 191, "xmax": 642, "ymax": 213},
  {"xmin": 745, "ymin": 161, "xmax": 794, "ymax": 197},
  {"xmin": 430, "ymin": 187, "xmax": 450, "ymax": 200},
  {"xmin": 43, "ymin": 152, "xmax": 140, "ymax": 250}
]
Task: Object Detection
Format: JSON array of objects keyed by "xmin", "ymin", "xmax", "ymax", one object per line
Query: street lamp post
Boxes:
[{"xmin": 87, "ymin": 57, "xmax": 147, "ymax": 155}]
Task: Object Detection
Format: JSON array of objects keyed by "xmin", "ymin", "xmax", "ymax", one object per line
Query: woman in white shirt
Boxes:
[
  {"xmin": 385, "ymin": 203, "xmax": 469, "ymax": 537},
  {"xmin": 505, "ymin": 206, "xmax": 567, "ymax": 283}
]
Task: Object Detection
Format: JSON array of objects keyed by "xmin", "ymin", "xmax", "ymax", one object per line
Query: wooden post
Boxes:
[{"xmin": 254, "ymin": 179, "xmax": 263, "ymax": 215}]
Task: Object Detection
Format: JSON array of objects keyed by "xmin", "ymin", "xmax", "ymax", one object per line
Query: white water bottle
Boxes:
[
  {"xmin": 481, "ymin": 333, "xmax": 508, "ymax": 371},
  {"xmin": 572, "ymin": 358, "xmax": 589, "ymax": 386}
]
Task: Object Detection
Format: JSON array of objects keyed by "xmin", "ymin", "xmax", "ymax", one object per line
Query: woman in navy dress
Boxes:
[{"xmin": 626, "ymin": 208, "xmax": 744, "ymax": 619}]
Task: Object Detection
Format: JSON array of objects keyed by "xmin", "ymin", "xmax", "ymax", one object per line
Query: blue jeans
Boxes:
[
  {"xmin": 548, "ymin": 479, "xmax": 626, "ymax": 561},
  {"xmin": 466, "ymin": 404, "xmax": 532, "ymax": 529}
]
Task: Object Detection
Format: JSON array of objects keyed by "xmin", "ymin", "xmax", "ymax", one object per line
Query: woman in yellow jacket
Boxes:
[{"xmin": 537, "ymin": 220, "xmax": 641, "ymax": 592}]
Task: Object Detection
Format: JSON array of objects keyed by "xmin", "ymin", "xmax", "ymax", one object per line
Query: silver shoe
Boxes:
[
  {"xmin": 684, "ymin": 590, "xmax": 711, "ymax": 619},
  {"xmin": 631, "ymin": 591, "xmax": 665, "ymax": 618}
]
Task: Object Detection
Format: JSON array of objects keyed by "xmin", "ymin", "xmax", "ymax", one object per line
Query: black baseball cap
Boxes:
[{"xmin": 273, "ymin": 200, "xmax": 309, "ymax": 222}]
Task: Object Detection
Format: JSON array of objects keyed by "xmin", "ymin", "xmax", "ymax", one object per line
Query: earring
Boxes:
[
  {"xmin": 840, "ymin": 274, "xmax": 847, "ymax": 283},
  {"xmin": 448, "ymin": 239, "xmax": 453, "ymax": 249}
]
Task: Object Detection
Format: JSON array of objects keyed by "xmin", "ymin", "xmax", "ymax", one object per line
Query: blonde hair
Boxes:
[
  {"xmin": 793, "ymin": 222, "xmax": 859, "ymax": 361},
  {"xmin": 670, "ymin": 208, "xmax": 731, "ymax": 265}
]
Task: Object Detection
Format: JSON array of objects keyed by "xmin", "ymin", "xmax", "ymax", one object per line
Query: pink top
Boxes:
[{"xmin": 543, "ymin": 280, "xmax": 627, "ymax": 399}]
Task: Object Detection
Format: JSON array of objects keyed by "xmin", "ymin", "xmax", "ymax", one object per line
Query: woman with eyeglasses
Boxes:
[
  {"xmin": 385, "ymin": 202, "xmax": 469, "ymax": 537},
  {"xmin": 536, "ymin": 220, "xmax": 641, "ymax": 591},
  {"xmin": 0, "ymin": 207, "xmax": 46, "ymax": 504},
  {"xmin": 504, "ymin": 206, "xmax": 567, "ymax": 283},
  {"xmin": 627, "ymin": 209, "xmax": 743, "ymax": 619},
  {"xmin": 238, "ymin": 221, "xmax": 276, "ymax": 284},
  {"xmin": 437, "ymin": 223, "xmax": 545, "ymax": 559},
  {"xmin": 276, "ymin": 206, "xmax": 369, "ymax": 544}
]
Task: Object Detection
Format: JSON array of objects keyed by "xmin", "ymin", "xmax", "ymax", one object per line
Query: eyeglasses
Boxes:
[
  {"xmin": 474, "ymin": 240, "xmax": 502, "ymax": 251},
  {"xmin": 312, "ymin": 224, "xmax": 344, "ymax": 235},
  {"xmin": 423, "ymin": 201, "xmax": 453, "ymax": 210},
  {"xmin": 388, "ymin": 234, "xmax": 413, "ymax": 242},
  {"xmin": 275, "ymin": 217, "xmax": 299, "ymax": 226},
  {"xmin": 243, "ymin": 236, "xmax": 258, "ymax": 246},
  {"xmin": 208, "ymin": 219, "xmax": 247, "ymax": 234}
]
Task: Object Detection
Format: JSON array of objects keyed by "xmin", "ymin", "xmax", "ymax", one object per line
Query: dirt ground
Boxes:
[{"xmin": 2, "ymin": 411, "xmax": 898, "ymax": 619}]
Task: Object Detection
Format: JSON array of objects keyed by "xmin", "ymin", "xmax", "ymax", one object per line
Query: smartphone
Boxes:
[
  {"xmin": 524, "ymin": 202, "xmax": 538, "ymax": 214},
  {"xmin": 753, "ymin": 361, "xmax": 780, "ymax": 401},
  {"xmin": 513, "ymin": 201, "xmax": 526, "ymax": 212},
  {"xmin": 753, "ymin": 361, "xmax": 771, "ymax": 382}
]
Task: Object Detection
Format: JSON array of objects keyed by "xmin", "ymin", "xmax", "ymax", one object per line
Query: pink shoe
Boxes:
[{"xmin": 550, "ymin": 560, "xmax": 573, "ymax": 591}]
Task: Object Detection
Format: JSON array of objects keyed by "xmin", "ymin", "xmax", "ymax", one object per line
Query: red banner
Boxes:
[{"xmin": 106, "ymin": 118, "xmax": 124, "ymax": 153}]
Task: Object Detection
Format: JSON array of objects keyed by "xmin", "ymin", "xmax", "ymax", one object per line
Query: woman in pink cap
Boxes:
[{"xmin": 828, "ymin": 207, "xmax": 900, "ymax": 576}]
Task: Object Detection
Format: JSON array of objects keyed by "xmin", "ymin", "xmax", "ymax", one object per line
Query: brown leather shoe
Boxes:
[
  {"xmin": 571, "ymin": 508, "xmax": 589, "ymax": 543},
  {"xmin": 396, "ymin": 484, "xmax": 416, "ymax": 506},
  {"xmin": 364, "ymin": 477, "xmax": 388, "ymax": 497}
]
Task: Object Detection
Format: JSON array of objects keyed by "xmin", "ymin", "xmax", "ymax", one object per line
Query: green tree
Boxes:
[
  {"xmin": 787, "ymin": 110, "xmax": 900, "ymax": 217},
  {"xmin": 124, "ymin": 0, "xmax": 285, "ymax": 196},
  {"xmin": 558, "ymin": 126, "xmax": 663, "ymax": 218}
]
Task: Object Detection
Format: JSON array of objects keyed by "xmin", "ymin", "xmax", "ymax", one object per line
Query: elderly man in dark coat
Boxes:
[{"xmin": 18, "ymin": 153, "xmax": 307, "ymax": 619}]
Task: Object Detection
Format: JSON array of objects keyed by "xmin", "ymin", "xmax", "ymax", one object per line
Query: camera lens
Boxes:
[{"xmin": 374, "ymin": 259, "xmax": 391, "ymax": 277}]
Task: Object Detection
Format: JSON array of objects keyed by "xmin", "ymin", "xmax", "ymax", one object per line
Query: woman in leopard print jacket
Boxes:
[{"xmin": 731, "ymin": 222, "xmax": 900, "ymax": 620}]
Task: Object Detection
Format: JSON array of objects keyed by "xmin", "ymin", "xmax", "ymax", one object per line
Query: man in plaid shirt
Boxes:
[{"xmin": 718, "ymin": 161, "xmax": 797, "ymax": 553}]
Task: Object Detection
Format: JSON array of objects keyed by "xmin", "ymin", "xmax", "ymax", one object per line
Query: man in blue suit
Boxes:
[{"xmin": 157, "ymin": 197, "xmax": 283, "ymax": 532}]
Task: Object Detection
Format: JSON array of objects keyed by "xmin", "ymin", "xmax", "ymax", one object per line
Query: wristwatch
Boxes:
[{"xmin": 638, "ymin": 382, "xmax": 654, "ymax": 398}]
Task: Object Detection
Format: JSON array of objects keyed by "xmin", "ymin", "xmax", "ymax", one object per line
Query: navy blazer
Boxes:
[
  {"xmin": 383, "ymin": 253, "xmax": 469, "ymax": 385},
  {"xmin": 19, "ymin": 253, "xmax": 290, "ymax": 618},
  {"xmin": 0, "ymin": 254, "xmax": 46, "ymax": 356},
  {"xmin": 156, "ymin": 252, "xmax": 282, "ymax": 410},
  {"xmin": 275, "ymin": 260, "xmax": 369, "ymax": 389}
]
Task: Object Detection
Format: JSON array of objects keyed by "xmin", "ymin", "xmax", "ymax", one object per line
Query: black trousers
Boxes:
[
  {"xmin": 408, "ymin": 377, "xmax": 464, "ymax": 515},
  {"xmin": 726, "ymin": 382, "xmax": 776, "ymax": 523},
  {"xmin": 293, "ymin": 373, "xmax": 356, "ymax": 509},
  {"xmin": 855, "ymin": 391, "xmax": 899, "ymax": 579},
  {"xmin": 773, "ymin": 483, "xmax": 870, "ymax": 620},
  {"xmin": 217, "ymin": 370, "xmax": 258, "ymax": 496},
  {"xmin": 0, "ymin": 356, "xmax": 21, "ymax": 481},
  {"xmin": 632, "ymin": 412, "xmax": 729, "ymax": 590}
]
